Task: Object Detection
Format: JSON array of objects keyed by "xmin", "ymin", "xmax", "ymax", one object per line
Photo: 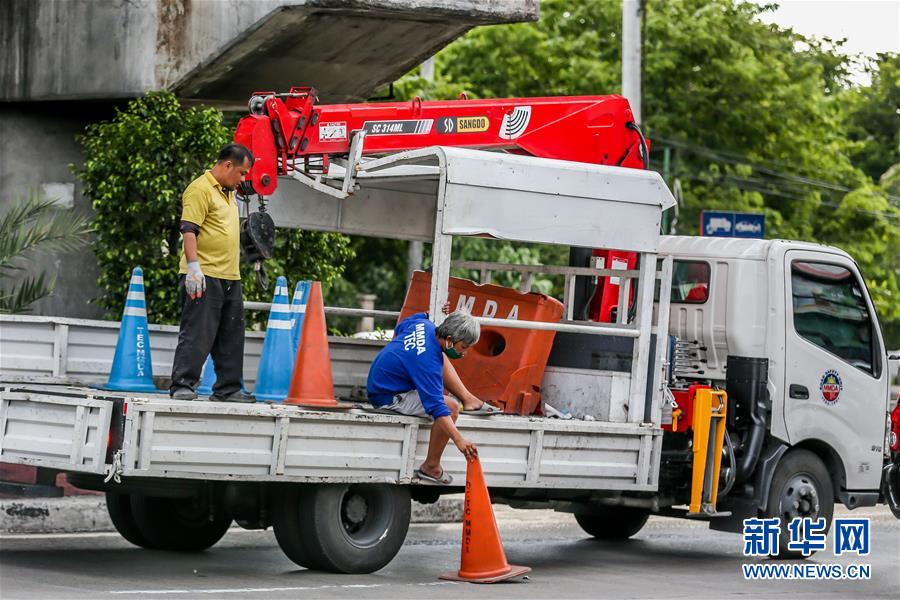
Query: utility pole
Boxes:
[
  {"xmin": 407, "ymin": 56, "xmax": 434, "ymax": 282},
  {"xmin": 621, "ymin": 0, "xmax": 643, "ymax": 124},
  {"xmin": 420, "ymin": 56, "xmax": 435, "ymax": 82}
]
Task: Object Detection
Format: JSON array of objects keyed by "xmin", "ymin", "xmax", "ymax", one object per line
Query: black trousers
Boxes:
[{"xmin": 170, "ymin": 275, "xmax": 245, "ymax": 396}]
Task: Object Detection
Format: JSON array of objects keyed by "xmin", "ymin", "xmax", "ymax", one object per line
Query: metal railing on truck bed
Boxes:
[{"xmin": 0, "ymin": 314, "xmax": 382, "ymax": 398}]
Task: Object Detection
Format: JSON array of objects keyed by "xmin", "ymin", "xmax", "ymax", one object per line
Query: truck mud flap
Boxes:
[{"xmin": 881, "ymin": 462, "xmax": 900, "ymax": 519}]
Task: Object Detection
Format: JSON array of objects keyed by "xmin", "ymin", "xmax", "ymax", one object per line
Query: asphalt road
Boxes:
[{"xmin": 1, "ymin": 506, "xmax": 897, "ymax": 599}]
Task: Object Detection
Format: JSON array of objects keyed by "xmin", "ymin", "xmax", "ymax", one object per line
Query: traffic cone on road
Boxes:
[
  {"xmin": 284, "ymin": 281, "xmax": 346, "ymax": 408},
  {"xmin": 101, "ymin": 267, "xmax": 160, "ymax": 392},
  {"xmin": 254, "ymin": 276, "xmax": 295, "ymax": 401},
  {"xmin": 440, "ymin": 458, "xmax": 531, "ymax": 583},
  {"xmin": 290, "ymin": 280, "xmax": 311, "ymax": 352}
]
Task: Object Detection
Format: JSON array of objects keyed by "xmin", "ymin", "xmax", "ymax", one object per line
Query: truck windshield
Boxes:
[{"xmin": 791, "ymin": 261, "xmax": 875, "ymax": 374}]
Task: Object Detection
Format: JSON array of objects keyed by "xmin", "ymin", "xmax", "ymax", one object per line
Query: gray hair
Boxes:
[{"xmin": 435, "ymin": 309, "xmax": 480, "ymax": 345}]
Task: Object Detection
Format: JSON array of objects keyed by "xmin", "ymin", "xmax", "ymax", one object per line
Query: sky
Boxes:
[{"xmin": 747, "ymin": 0, "xmax": 900, "ymax": 84}]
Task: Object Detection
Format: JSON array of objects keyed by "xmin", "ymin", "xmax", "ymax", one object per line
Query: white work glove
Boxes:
[{"xmin": 185, "ymin": 261, "xmax": 206, "ymax": 299}]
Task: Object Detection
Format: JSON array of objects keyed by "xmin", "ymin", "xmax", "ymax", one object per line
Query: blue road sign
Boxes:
[{"xmin": 701, "ymin": 211, "xmax": 765, "ymax": 238}]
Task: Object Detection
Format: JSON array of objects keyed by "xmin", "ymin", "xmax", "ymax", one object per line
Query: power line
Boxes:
[
  {"xmin": 657, "ymin": 136, "xmax": 856, "ymax": 195},
  {"xmin": 679, "ymin": 174, "xmax": 900, "ymax": 222},
  {"xmin": 653, "ymin": 135, "xmax": 900, "ymax": 204}
]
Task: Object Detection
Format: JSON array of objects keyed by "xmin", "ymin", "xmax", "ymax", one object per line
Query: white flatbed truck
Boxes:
[{"xmin": 2, "ymin": 147, "xmax": 898, "ymax": 572}]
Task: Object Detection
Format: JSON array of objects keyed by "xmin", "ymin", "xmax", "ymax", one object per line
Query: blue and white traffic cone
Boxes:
[
  {"xmin": 290, "ymin": 280, "xmax": 312, "ymax": 352},
  {"xmin": 253, "ymin": 276, "xmax": 295, "ymax": 401},
  {"xmin": 197, "ymin": 355, "xmax": 248, "ymax": 397},
  {"xmin": 102, "ymin": 267, "xmax": 159, "ymax": 392},
  {"xmin": 197, "ymin": 355, "xmax": 216, "ymax": 396}
]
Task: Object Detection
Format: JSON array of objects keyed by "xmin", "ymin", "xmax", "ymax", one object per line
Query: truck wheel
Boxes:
[
  {"xmin": 574, "ymin": 505, "xmax": 650, "ymax": 539},
  {"xmin": 106, "ymin": 492, "xmax": 156, "ymax": 549},
  {"xmin": 273, "ymin": 483, "xmax": 411, "ymax": 573},
  {"xmin": 763, "ymin": 449, "xmax": 834, "ymax": 558},
  {"xmin": 129, "ymin": 494, "xmax": 232, "ymax": 552}
]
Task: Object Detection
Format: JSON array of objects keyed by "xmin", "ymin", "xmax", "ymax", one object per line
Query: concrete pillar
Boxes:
[
  {"xmin": 0, "ymin": 103, "xmax": 111, "ymax": 319},
  {"xmin": 356, "ymin": 293, "xmax": 378, "ymax": 332}
]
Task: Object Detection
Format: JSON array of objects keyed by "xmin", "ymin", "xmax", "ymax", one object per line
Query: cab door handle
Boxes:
[{"xmin": 789, "ymin": 384, "xmax": 809, "ymax": 399}]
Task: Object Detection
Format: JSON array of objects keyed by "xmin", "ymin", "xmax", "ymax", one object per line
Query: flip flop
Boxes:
[
  {"xmin": 464, "ymin": 402, "xmax": 503, "ymax": 416},
  {"xmin": 414, "ymin": 468, "xmax": 453, "ymax": 485}
]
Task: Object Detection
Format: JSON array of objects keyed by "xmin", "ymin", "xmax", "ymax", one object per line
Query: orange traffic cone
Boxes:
[
  {"xmin": 440, "ymin": 457, "xmax": 531, "ymax": 583},
  {"xmin": 284, "ymin": 281, "xmax": 347, "ymax": 409}
]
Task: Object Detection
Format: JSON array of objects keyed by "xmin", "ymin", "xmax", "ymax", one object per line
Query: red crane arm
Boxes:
[{"xmin": 234, "ymin": 86, "xmax": 647, "ymax": 197}]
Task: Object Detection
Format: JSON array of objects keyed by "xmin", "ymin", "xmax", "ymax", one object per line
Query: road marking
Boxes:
[
  {"xmin": 0, "ymin": 523, "xmax": 461, "ymax": 542},
  {"xmin": 0, "ymin": 531, "xmax": 124, "ymax": 540},
  {"xmin": 110, "ymin": 585, "xmax": 376, "ymax": 595},
  {"xmin": 109, "ymin": 582, "xmax": 458, "ymax": 595},
  {"xmin": 0, "ymin": 528, "xmax": 269, "ymax": 541}
]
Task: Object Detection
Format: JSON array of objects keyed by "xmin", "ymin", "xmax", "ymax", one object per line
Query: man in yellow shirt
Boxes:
[{"xmin": 170, "ymin": 144, "xmax": 255, "ymax": 403}]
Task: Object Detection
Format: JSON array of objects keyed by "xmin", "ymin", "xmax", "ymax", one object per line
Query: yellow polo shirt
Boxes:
[{"xmin": 178, "ymin": 171, "xmax": 241, "ymax": 280}]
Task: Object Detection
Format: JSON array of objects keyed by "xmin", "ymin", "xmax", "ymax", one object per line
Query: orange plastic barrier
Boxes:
[{"xmin": 399, "ymin": 271, "xmax": 564, "ymax": 415}]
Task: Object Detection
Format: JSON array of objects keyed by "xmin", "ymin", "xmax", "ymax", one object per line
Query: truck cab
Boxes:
[{"xmin": 659, "ymin": 235, "xmax": 893, "ymax": 536}]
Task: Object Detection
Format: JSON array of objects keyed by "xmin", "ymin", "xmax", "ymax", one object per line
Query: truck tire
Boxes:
[
  {"xmin": 129, "ymin": 494, "xmax": 232, "ymax": 552},
  {"xmin": 574, "ymin": 506, "xmax": 650, "ymax": 539},
  {"xmin": 763, "ymin": 449, "xmax": 834, "ymax": 558},
  {"xmin": 273, "ymin": 483, "xmax": 411, "ymax": 573},
  {"xmin": 106, "ymin": 492, "xmax": 156, "ymax": 549}
]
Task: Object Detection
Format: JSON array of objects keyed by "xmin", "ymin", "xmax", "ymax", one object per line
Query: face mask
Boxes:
[{"xmin": 444, "ymin": 340, "xmax": 463, "ymax": 360}]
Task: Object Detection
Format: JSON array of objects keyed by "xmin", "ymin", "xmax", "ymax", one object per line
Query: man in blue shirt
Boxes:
[{"xmin": 367, "ymin": 309, "xmax": 499, "ymax": 484}]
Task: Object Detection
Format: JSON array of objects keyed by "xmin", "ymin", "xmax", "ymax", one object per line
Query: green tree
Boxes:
[
  {"xmin": 383, "ymin": 0, "xmax": 900, "ymax": 344},
  {"xmin": 430, "ymin": 0, "xmax": 868, "ymax": 235},
  {"xmin": 76, "ymin": 91, "xmax": 353, "ymax": 325},
  {"xmin": 324, "ymin": 236, "xmax": 411, "ymax": 332},
  {"xmin": 843, "ymin": 54, "xmax": 900, "ymax": 184},
  {"xmin": 0, "ymin": 194, "xmax": 92, "ymax": 313},
  {"xmin": 246, "ymin": 228, "xmax": 354, "ymax": 328}
]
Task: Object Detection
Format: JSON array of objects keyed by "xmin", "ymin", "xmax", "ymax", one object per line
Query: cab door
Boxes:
[{"xmin": 782, "ymin": 250, "xmax": 888, "ymax": 490}]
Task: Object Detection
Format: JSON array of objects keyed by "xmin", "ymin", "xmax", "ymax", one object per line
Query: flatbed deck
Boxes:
[{"xmin": 1, "ymin": 384, "xmax": 660, "ymax": 491}]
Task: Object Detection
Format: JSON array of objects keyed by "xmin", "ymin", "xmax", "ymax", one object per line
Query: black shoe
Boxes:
[
  {"xmin": 170, "ymin": 387, "xmax": 197, "ymax": 401},
  {"xmin": 212, "ymin": 390, "xmax": 256, "ymax": 403}
]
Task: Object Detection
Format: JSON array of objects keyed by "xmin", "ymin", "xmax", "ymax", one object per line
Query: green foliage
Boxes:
[
  {"xmin": 842, "ymin": 54, "xmax": 900, "ymax": 183},
  {"xmin": 816, "ymin": 185, "xmax": 900, "ymax": 323},
  {"xmin": 243, "ymin": 228, "xmax": 354, "ymax": 327},
  {"xmin": 76, "ymin": 91, "xmax": 354, "ymax": 325},
  {"xmin": 431, "ymin": 0, "xmax": 866, "ymax": 236},
  {"xmin": 339, "ymin": 237, "xmax": 411, "ymax": 308},
  {"xmin": 76, "ymin": 91, "xmax": 230, "ymax": 323},
  {"xmin": 449, "ymin": 238, "xmax": 568, "ymax": 297},
  {"xmin": 382, "ymin": 0, "xmax": 900, "ymax": 344},
  {"xmin": 324, "ymin": 236, "xmax": 410, "ymax": 332},
  {"xmin": 0, "ymin": 192, "xmax": 92, "ymax": 313}
]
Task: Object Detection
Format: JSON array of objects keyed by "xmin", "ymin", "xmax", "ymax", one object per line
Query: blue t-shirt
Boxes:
[{"xmin": 366, "ymin": 313, "xmax": 450, "ymax": 419}]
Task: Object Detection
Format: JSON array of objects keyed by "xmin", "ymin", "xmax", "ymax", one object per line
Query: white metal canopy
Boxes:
[
  {"xmin": 267, "ymin": 146, "xmax": 676, "ymax": 252},
  {"xmin": 266, "ymin": 146, "xmax": 676, "ymax": 426}
]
